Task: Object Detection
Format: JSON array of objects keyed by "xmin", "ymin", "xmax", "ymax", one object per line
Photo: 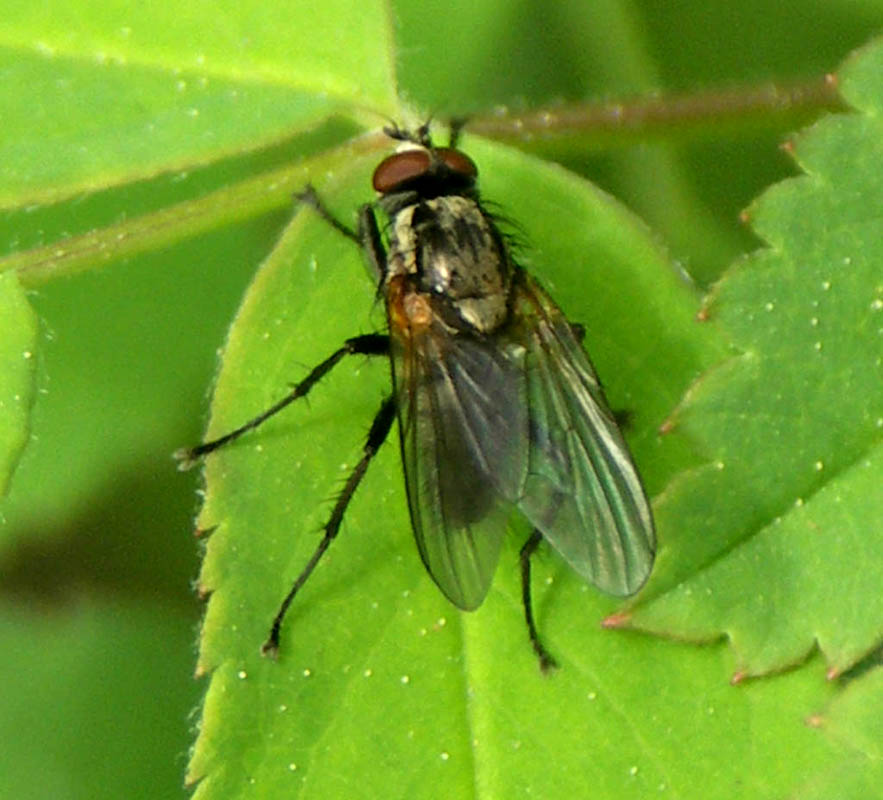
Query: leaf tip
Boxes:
[
  {"xmin": 825, "ymin": 665, "xmax": 841, "ymax": 681},
  {"xmin": 601, "ymin": 610, "xmax": 632, "ymax": 629},
  {"xmin": 194, "ymin": 525, "xmax": 216, "ymax": 540},
  {"xmin": 730, "ymin": 669, "xmax": 748, "ymax": 686}
]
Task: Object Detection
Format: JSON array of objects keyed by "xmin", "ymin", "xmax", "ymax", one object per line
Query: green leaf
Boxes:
[
  {"xmin": 0, "ymin": 221, "xmax": 242, "ymax": 795},
  {"xmin": 1, "ymin": 1, "xmax": 396, "ymax": 205},
  {"xmin": 794, "ymin": 666, "xmax": 883, "ymax": 799},
  {"xmin": 0, "ymin": 272, "xmax": 37, "ymax": 497},
  {"xmin": 0, "ymin": 599, "xmax": 201, "ymax": 800},
  {"xmin": 629, "ymin": 39, "xmax": 883, "ymax": 678}
]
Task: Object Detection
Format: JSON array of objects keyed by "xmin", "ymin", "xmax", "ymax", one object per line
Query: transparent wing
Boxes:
[
  {"xmin": 511, "ymin": 272, "xmax": 655, "ymax": 596},
  {"xmin": 392, "ymin": 324, "xmax": 528, "ymax": 610}
]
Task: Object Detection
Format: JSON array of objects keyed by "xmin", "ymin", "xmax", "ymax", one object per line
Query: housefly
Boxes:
[{"xmin": 177, "ymin": 123, "xmax": 655, "ymax": 671}]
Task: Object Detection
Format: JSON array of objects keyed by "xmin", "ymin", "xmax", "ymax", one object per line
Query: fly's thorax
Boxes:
[{"xmin": 383, "ymin": 195, "xmax": 512, "ymax": 335}]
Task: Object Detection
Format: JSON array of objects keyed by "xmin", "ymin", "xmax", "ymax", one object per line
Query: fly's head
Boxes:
[
  {"xmin": 372, "ymin": 126, "xmax": 479, "ymax": 216},
  {"xmin": 373, "ymin": 126, "xmax": 513, "ymax": 336}
]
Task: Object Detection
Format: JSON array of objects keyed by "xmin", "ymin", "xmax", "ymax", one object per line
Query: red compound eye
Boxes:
[
  {"xmin": 372, "ymin": 150, "xmax": 431, "ymax": 192},
  {"xmin": 372, "ymin": 147, "xmax": 478, "ymax": 193},
  {"xmin": 435, "ymin": 148, "xmax": 478, "ymax": 181}
]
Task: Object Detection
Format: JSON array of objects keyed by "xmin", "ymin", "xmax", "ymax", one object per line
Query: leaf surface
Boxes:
[{"xmin": 629, "ymin": 39, "xmax": 883, "ymax": 680}]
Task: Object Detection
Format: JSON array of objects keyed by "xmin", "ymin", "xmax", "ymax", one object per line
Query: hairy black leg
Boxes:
[
  {"xmin": 261, "ymin": 395, "xmax": 397, "ymax": 657},
  {"xmin": 520, "ymin": 529, "xmax": 559, "ymax": 673},
  {"xmin": 296, "ymin": 181, "xmax": 387, "ymax": 284},
  {"xmin": 612, "ymin": 408, "xmax": 634, "ymax": 430},
  {"xmin": 295, "ymin": 185, "xmax": 361, "ymax": 242},
  {"xmin": 357, "ymin": 203, "xmax": 387, "ymax": 282},
  {"xmin": 174, "ymin": 334, "xmax": 389, "ymax": 468},
  {"xmin": 569, "ymin": 321, "xmax": 586, "ymax": 342}
]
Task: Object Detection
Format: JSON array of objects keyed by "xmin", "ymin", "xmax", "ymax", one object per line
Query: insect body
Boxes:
[{"xmin": 178, "ymin": 125, "xmax": 655, "ymax": 671}]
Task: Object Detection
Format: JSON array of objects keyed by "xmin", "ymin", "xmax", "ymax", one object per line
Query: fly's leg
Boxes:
[
  {"xmin": 520, "ymin": 529, "xmax": 559, "ymax": 673},
  {"xmin": 294, "ymin": 185, "xmax": 360, "ymax": 242},
  {"xmin": 356, "ymin": 202, "xmax": 387, "ymax": 282},
  {"xmin": 176, "ymin": 186, "xmax": 386, "ymax": 469},
  {"xmin": 174, "ymin": 333, "xmax": 389, "ymax": 468},
  {"xmin": 296, "ymin": 183, "xmax": 387, "ymax": 283},
  {"xmin": 262, "ymin": 395, "xmax": 397, "ymax": 657}
]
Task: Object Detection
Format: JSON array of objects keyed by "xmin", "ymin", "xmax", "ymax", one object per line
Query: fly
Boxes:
[{"xmin": 177, "ymin": 123, "xmax": 655, "ymax": 672}]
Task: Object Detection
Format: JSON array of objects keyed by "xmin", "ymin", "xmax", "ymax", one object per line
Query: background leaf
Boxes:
[
  {"xmin": 0, "ymin": 272, "xmax": 37, "ymax": 497},
  {"xmin": 795, "ymin": 665, "xmax": 883, "ymax": 799},
  {"xmin": 0, "ymin": 600, "xmax": 199, "ymax": 799},
  {"xmin": 630, "ymin": 38, "xmax": 883, "ymax": 680},
  {"xmin": 1, "ymin": 0, "xmax": 396, "ymax": 204}
]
